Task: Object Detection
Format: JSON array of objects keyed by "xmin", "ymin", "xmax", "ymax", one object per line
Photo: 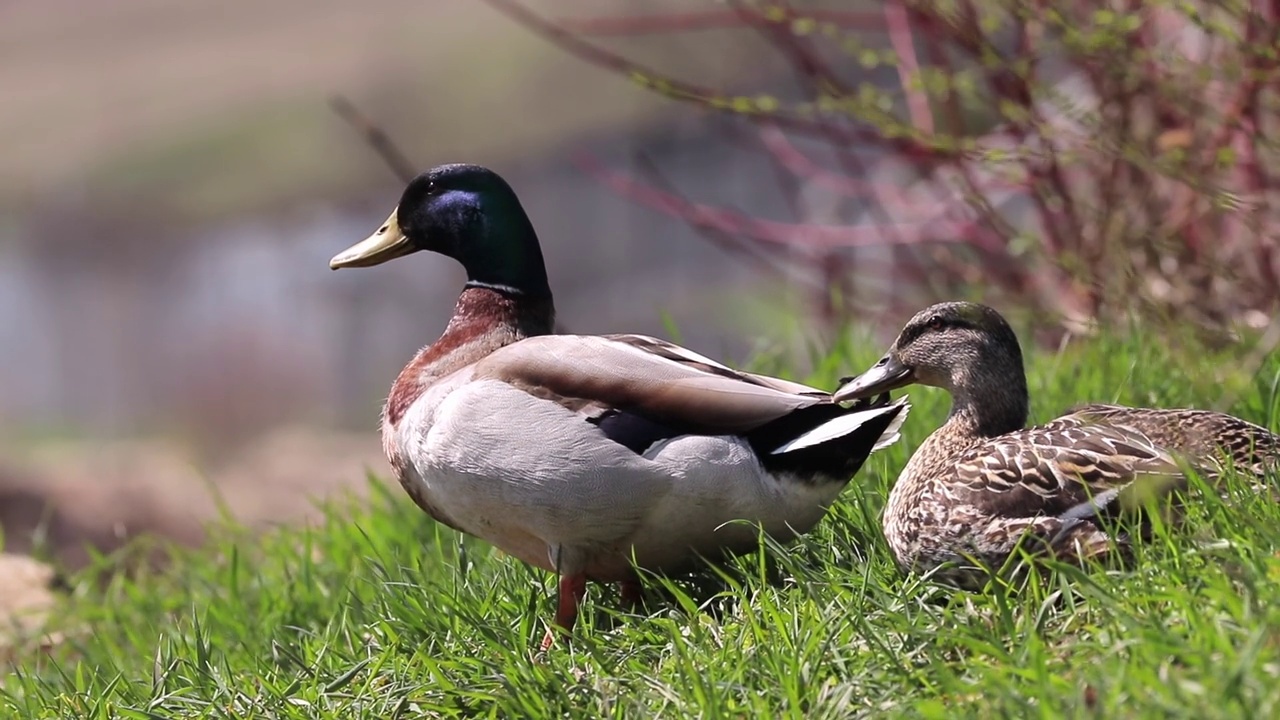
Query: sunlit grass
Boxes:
[{"xmin": 4, "ymin": 329, "xmax": 1280, "ymax": 718}]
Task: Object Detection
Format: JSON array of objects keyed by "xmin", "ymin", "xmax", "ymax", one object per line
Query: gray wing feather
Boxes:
[{"xmin": 472, "ymin": 334, "xmax": 826, "ymax": 434}]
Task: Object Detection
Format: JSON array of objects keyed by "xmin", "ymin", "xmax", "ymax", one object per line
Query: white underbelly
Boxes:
[{"xmin": 390, "ymin": 378, "xmax": 846, "ymax": 579}]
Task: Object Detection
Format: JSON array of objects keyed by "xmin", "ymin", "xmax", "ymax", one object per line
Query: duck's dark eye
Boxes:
[{"xmin": 927, "ymin": 316, "xmax": 945, "ymax": 331}]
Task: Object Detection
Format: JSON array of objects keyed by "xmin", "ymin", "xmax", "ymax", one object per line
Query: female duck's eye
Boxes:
[{"xmin": 927, "ymin": 317, "xmax": 944, "ymax": 331}]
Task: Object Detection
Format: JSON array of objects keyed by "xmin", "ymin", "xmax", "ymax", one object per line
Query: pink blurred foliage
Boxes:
[{"xmin": 486, "ymin": 0, "xmax": 1280, "ymax": 341}]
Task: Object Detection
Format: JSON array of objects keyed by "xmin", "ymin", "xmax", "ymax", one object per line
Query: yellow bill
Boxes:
[{"xmin": 329, "ymin": 209, "xmax": 414, "ymax": 269}]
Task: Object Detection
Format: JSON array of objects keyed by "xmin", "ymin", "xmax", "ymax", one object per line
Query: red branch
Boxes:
[
  {"xmin": 756, "ymin": 123, "xmax": 1027, "ymax": 208},
  {"xmin": 883, "ymin": 1, "xmax": 933, "ymax": 135},
  {"xmin": 574, "ymin": 153, "xmax": 995, "ymax": 249}
]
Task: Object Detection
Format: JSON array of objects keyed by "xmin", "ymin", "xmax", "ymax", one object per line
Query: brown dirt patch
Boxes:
[
  {"xmin": 0, "ymin": 427, "xmax": 386, "ymax": 571},
  {"xmin": 0, "ymin": 553, "xmax": 59, "ymax": 663}
]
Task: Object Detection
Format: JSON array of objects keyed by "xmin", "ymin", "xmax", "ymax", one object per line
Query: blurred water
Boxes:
[
  {"xmin": 0, "ymin": 147, "xmax": 831, "ymax": 436},
  {"xmin": 0, "ymin": 243, "xmax": 54, "ymax": 424}
]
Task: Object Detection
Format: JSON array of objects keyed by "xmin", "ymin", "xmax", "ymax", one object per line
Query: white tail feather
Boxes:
[
  {"xmin": 770, "ymin": 398, "xmax": 910, "ymax": 455},
  {"xmin": 871, "ymin": 401, "xmax": 910, "ymax": 451}
]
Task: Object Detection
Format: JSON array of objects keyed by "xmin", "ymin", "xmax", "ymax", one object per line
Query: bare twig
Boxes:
[
  {"xmin": 574, "ymin": 153, "xmax": 992, "ymax": 249},
  {"xmin": 629, "ymin": 151, "xmax": 795, "ymax": 279},
  {"xmin": 329, "ymin": 95, "xmax": 418, "ymax": 183},
  {"xmin": 558, "ymin": 8, "xmax": 882, "ymax": 36},
  {"xmin": 479, "ymin": 0, "xmax": 944, "ymax": 160}
]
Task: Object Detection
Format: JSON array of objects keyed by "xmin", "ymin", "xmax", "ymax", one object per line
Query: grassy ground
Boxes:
[{"xmin": 4, "ymin": 327, "xmax": 1280, "ymax": 718}]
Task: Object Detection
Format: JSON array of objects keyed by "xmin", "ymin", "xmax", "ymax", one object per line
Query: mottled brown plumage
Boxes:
[{"xmin": 835, "ymin": 302, "xmax": 1280, "ymax": 582}]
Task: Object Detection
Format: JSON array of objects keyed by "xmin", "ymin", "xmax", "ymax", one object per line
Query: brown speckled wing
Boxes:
[
  {"xmin": 1066, "ymin": 404, "xmax": 1280, "ymax": 475},
  {"xmin": 950, "ymin": 414, "xmax": 1185, "ymax": 519}
]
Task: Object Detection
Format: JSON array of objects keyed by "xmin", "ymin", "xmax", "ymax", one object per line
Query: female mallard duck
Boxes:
[
  {"xmin": 329, "ymin": 163, "xmax": 909, "ymax": 647},
  {"xmin": 834, "ymin": 301, "xmax": 1279, "ymax": 581}
]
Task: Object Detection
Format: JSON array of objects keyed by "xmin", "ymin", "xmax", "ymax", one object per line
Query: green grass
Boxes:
[{"xmin": 5, "ymin": 327, "xmax": 1280, "ymax": 718}]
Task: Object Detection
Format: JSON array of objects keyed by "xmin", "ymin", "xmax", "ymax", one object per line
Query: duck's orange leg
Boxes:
[{"xmin": 540, "ymin": 573, "xmax": 587, "ymax": 651}]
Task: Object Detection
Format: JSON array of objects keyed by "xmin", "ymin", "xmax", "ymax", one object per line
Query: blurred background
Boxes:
[
  {"xmin": 0, "ymin": 0, "xmax": 831, "ymax": 566},
  {"xmin": 1, "ymin": 0, "xmax": 1276, "ymax": 569}
]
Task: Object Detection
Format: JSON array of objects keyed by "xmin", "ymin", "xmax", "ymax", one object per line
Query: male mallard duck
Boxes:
[
  {"xmin": 834, "ymin": 301, "xmax": 1279, "ymax": 581},
  {"xmin": 329, "ymin": 164, "xmax": 909, "ymax": 647}
]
